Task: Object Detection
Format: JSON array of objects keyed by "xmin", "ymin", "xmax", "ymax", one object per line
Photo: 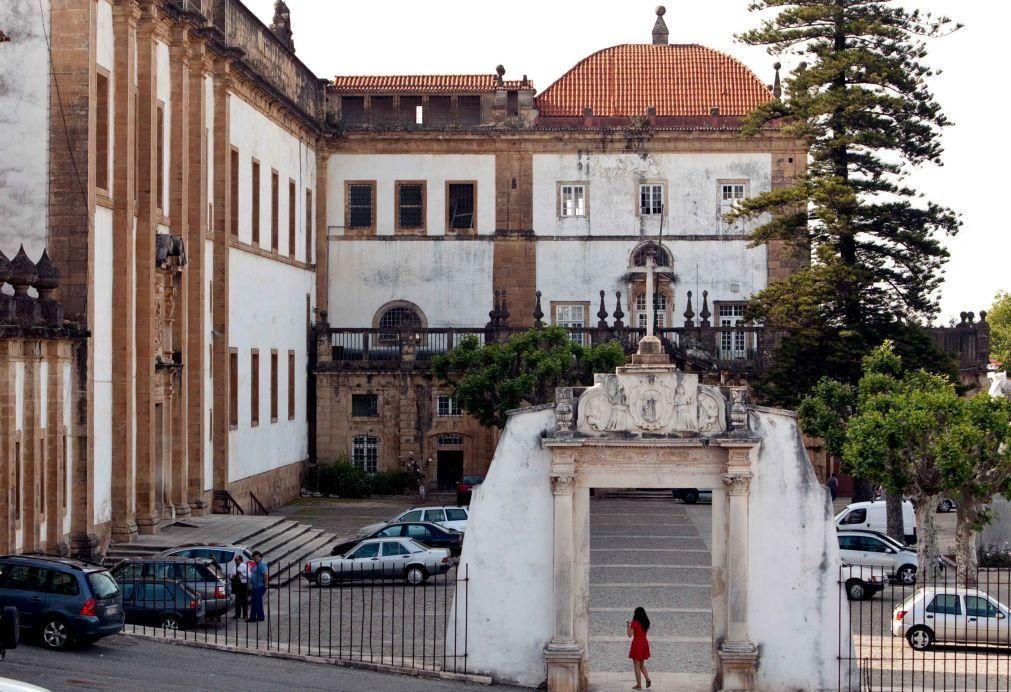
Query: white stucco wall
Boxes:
[
  {"xmin": 62, "ymin": 361, "xmax": 73, "ymax": 535},
  {"xmin": 535, "ymin": 239, "xmax": 767, "ymax": 320},
  {"xmin": 93, "ymin": 208, "xmax": 113, "ymax": 525},
  {"xmin": 204, "ymin": 239, "xmax": 214, "ymax": 491},
  {"xmin": 229, "ymin": 95, "xmax": 316, "ymax": 261},
  {"xmin": 327, "ymin": 154, "xmax": 496, "ymax": 237},
  {"xmin": 156, "ymin": 40, "xmax": 171, "ymax": 218},
  {"xmin": 227, "ymin": 248, "xmax": 314, "ymax": 483},
  {"xmin": 0, "ymin": 0, "xmax": 51, "ymax": 259},
  {"xmin": 450, "ymin": 406, "xmax": 557, "ymax": 686},
  {"xmin": 532, "ymin": 152, "xmax": 771, "ymax": 237}
]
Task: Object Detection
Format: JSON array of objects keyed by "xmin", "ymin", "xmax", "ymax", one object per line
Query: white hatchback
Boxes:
[
  {"xmin": 893, "ymin": 587, "xmax": 1011, "ymax": 650},
  {"xmin": 357, "ymin": 506, "xmax": 469, "ymax": 536}
]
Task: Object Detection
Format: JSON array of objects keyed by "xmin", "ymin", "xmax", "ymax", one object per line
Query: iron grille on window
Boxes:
[
  {"xmin": 352, "ymin": 435, "xmax": 378, "ymax": 474},
  {"xmin": 438, "ymin": 434, "xmax": 463, "ymax": 446},
  {"xmin": 398, "ymin": 184, "xmax": 424, "ymax": 229},
  {"xmin": 447, "ymin": 183, "xmax": 475, "ymax": 230},
  {"xmin": 378, "ymin": 307, "xmax": 422, "ymax": 330},
  {"xmin": 351, "ymin": 394, "xmax": 379, "ymax": 417},
  {"xmin": 348, "ymin": 184, "xmax": 374, "ymax": 229},
  {"xmin": 631, "ymin": 243, "xmax": 672, "ymax": 267}
]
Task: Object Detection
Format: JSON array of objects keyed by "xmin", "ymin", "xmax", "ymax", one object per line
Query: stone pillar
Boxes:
[
  {"xmin": 23, "ymin": 340, "xmax": 42, "ymax": 552},
  {"xmin": 719, "ymin": 447, "xmax": 758, "ymax": 690},
  {"xmin": 545, "ymin": 459, "xmax": 586, "ymax": 692},
  {"xmin": 110, "ymin": 1, "xmax": 140, "ymax": 543},
  {"xmin": 45, "ymin": 341, "xmax": 70, "ymax": 552},
  {"xmin": 0, "ymin": 340, "xmax": 16, "ymax": 552},
  {"xmin": 313, "ymin": 146, "xmax": 327, "ymax": 314}
]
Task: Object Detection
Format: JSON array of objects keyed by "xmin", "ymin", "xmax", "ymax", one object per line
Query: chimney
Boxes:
[
  {"xmin": 270, "ymin": 0, "xmax": 295, "ymax": 53},
  {"xmin": 583, "ymin": 106, "xmax": 594, "ymax": 127},
  {"xmin": 652, "ymin": 6, "xmax": 669, "ymax": 45}
]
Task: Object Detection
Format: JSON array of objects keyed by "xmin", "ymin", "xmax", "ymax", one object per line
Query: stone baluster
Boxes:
[
  {"xmin": 683, "ymin": 290, "xmax": 695, "ymax": 328},
  {"xmin": 596, "ymin": 290, "xmax": 608, "ymax": 329},
  {"xmin": 612, "ymin": 291, "xmax": 624, "ymax": 328}
]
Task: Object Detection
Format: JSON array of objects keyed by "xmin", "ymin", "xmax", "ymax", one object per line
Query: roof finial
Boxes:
[
  {"xmin": 270, "ymin": 1, "xmax": 295, "ymax": 53},
  {"xmin": 772, "ymin": 62, "xmax": 782, "ymax": 99},
  {"xmin": 495, "ymin": 64, "xmax": 506, "ymax": 86},
  {"xmin": 652, "ymin": 6, "xmax": 669, "ymax": 45}
]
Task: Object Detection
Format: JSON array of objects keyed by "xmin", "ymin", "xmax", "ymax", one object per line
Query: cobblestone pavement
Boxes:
[{"xmin": 588, "ymin": 495, "xmax": 713, "ymax": 692}]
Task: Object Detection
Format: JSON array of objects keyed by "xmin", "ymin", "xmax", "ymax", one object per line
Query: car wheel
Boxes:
[
  {"xmin": 316, "ymin": 567, "xmax": 336, "ymax": 588},
  {"xmin": 40, "ymin": 616, "xmax": 73, "ymax": 651},
  {"xmin": 938, "ymin": 499, "xmax": 954, "ymax": 513},
  {"xmin": 845, "ymin": 580, "xmax": 867, "ymax": 601},
  {"xmin": 405, "ymin": 566, "xmax": 428, "ymax": 586},
  {"xmin": 906, "ymin": 625, "xmax": 934, "ymax": 651},
  {"xmin": 160, "ymin": 615, "xmax": 181, "ymax": 631},
  {"xmin": 683, "ymin": 491, "xmax": 698, "ymax": 504},
  {"xmin": 897, "ymin": 565, "xmax": 917, "ymax": 585}
]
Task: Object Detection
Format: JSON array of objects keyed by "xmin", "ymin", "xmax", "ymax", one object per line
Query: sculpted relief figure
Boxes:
[
  {"xmin": 577, "ymin": 375, "xmax": 634, "ymax": 433},
  {"xmin": 669, "ymin": 376, "xmax": 699, "ymax": 433},
  {"xmin": 698, "ymin": 386, "xmax": 727, "ymax": 434}
]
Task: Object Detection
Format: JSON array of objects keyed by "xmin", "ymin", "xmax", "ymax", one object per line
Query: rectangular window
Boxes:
[
  {"xmin": 438, "ymin": 434, "xmax": 463, "ymax": 446},
  {"xmin": 639, "ymin": 183, "xmax": 663, "ymax": 215},
  {"xmin": 346, "ymin": 181, "xmax": 375, "ymax": 231},
  {"xmin": 229, "ymin": 148, "xmax": 239, "ymax": 237},
  {"xmin": 288, "ymin": 350, "xmax": 296, "ymax": 420},
  {"xmin": 96, "ymin": 71, "xmax": 110, "ymax": 191},
  {"xmin": 250, "ymin": 349, "xmax": 259, "ymax": 426},
  {"xmin": 251, "ymin": 159, "xmax": 260, "ymax": 244},
  {"xmin": 352, "ymin": 435, "xmax": 378, "ymax": 474},
  {"xmin": 553, "ymin": 303, "xmax": 587, "ymax": 346},
  {"xmin": 437, "ymin": 395, "xmax": 461, "ymax": 417},
  {"xmin": 635, "ymin": 292, "xmax": 668, "ymax": 328},
  {"xmin": 305, "ymin": 189, "xmax": 313, "ymax": 262},
  {"xmin": 351, "ymin": 393, "xmax": 379, "ymax": 418},
  {"xmin": 396, "ymin": 181, "xmax": 426, "ymax": 232},
  {"xmin": 447, "ymin": 182, "xmax": 476, "ymax": 231},
  {"xmin": 156, "ymin": 103, "xmax": 165, "ymax": 214},
  {"xmin": 719, "ymin": 180, "xmax": 748, "ymax": 233},
  {"xmin": 719, "ymin": 304, "xmax": 749, "ymax": 360},
  {"xmin": 270, "ymin": 350, "xmax": 278, "ymax": 422},
  {"xmin": 458, "ymin": 95, "xmax": 481, "ymax": 125},
  {"xmin": 229, "ymin": 349, "xmax": 238, "ymax": 428},
  {"xmin": 559, "ymin": 184, "xmax": 586, "ymax": 218},
  {"xmin": 288, "ymin": 179, "xmax": 296, "ymax": 258},
  {"xmin": 271, "ymin": 170, "xmax": 279, "ymax": 252}
]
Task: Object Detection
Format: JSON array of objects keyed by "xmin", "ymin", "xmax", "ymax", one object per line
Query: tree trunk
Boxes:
[
  {"xmin": 852, "ymin": 476, "xmax": 874, "ymax": 503},
  {"xmin": 955, "ymin": 493, "xmax": 980, "ymax": 587},
  {"xmin": 912, "ymin": 493, "xmax": 941, "ymax": 583},
  {"xmin": 885, "ymin": 490, "xmax": 904, "ymax": 544}
]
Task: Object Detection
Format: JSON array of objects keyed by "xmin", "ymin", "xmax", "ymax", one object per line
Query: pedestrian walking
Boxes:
[
  {"xmin": 827, "ymin": 472, "xmax": 838, "ymax": 502},
  {"xmin": 225, "ymin": 553, "xmax": 249, "ymax": 619},
  {"xmin": 626, "ymin": 606, "xmax": 652, "ymax": 689},
  {"xmin": 248, "ymin": 550, "xmax": 268, "ymax": 623}
]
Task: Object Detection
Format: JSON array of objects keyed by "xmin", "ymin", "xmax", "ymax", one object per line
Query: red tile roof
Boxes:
[
  {"xmin": 535, "ymin": 44, "xmax": 772, "ymax": 118},
  {"xmin": 329, "ymin": 74, "xmax": 531, "ymax": 94}
]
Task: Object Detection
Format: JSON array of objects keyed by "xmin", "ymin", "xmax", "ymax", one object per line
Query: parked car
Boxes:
[
  {"xmin": 873, "ymin": 487, "xmax": 955, "ymax": 513},
  {"xmin": 117, "ymin": 578, "xmax": 205, "ymax": 631},
  {"xmin": 357, "ymin": 506, "xmax": 469, "ymax": 536},
  {"xmin": 671, "ymin": 488, "xmax": 711, "ymax": 504},
  {"xmin": 304, "ymin": 538, "xmax": 452, "ymax": 587},
  {"xmin": 835, "ymin": 500, "xmax": 917, "ymax": 545},
  {"xmin": 840, "ymin": 561, "xmax": 886, "ymax": 600},
  {"xmin": 110, "ymin": 558, "xmax": 232, "ymax": 618},
  {"xmin": 155, "ymin": 545, "xmax": 253, "ymax": 568},
  {"xmin": 0, "ymin": 555, "xmax": 124, "ymax": 650},
  {"xmin": 332, "ymin": 521, "xmax": 463, "ymax": 557},
  {"xmin": 837, "ymin": 529, "xmax": 919, "ymax": 585},
  {"xmin": 893, "ymin": 587, "xmax": 1011, "ymax": 650},
  {"xmin": 456, "ymin": 476, "xmax": 485, "ymax": 505}
]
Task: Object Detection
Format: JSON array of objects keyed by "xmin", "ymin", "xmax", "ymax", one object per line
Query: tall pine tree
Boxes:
[{"xmin": 733, "ymin": 1, "xmax": 962, "ymax": 407}]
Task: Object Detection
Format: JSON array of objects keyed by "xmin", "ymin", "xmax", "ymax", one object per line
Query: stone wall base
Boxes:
[{"xmin": 225, "ymin": 460, "xmax": 305, "ymax": 513}]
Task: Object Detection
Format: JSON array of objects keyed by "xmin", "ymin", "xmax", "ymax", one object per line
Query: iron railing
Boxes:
[{"xmin": 111, "ymin": 558, "xmax": 469, "ymax": 674}]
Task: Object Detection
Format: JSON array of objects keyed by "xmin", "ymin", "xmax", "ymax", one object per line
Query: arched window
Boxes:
[
  {"xmin": 630, "ymin": 242, "xmax": 672, "ymax": 268},
  {"xmin": 378, "ymin": 306, "xmax": 422, "ymax": 330}
]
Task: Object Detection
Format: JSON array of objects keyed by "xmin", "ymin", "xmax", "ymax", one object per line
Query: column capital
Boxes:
[
  {"xmin": 111, "ymin": 0, "xmax": 142, "ymax": 27},
  {"xmin": 722, "ymin": 472, "xmax": 752, "ymax": 496},
  {"xmin": 551, "ymin": 461, "xmax": 577, "ymax": 495}
]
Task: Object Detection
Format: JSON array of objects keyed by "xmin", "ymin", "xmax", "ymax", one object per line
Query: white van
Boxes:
[{"xmin": 835, "ymin": 500, "xmax": 917, "ymax": 545}]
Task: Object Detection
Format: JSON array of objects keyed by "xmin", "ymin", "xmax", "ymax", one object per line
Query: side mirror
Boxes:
[{"xmin": 998, "ymin": 612, "xmax": 1006, "ymax": 620}]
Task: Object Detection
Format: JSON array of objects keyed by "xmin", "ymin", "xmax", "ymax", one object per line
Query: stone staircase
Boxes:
[{"xmin": 103, "ymin": 514, "xmax": 338, "ymax": 587}]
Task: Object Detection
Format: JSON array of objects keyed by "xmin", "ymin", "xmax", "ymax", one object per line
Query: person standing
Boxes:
[
  {"xmin": 225, "ymin": 553, "xmax": 249, "ymax": 619},
  {"xmin": 827, "ymin": 472, "xmax": 838, "ymax": 502},
  {"xmin": 248, "ymin": 551, "xmax": 268, "ymax": 623},
  {"xmin": 626, "ymin": 606, "xmax": 652, "ymax": 689}
]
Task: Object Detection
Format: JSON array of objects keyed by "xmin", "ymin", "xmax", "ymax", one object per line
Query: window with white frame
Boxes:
[
  {"xmin": 352, "ymin": 435, "xmax": 378, "ymax": 474},
  {"xmin": 635, "ymin": 292, "xmax": 668, "ymax": 328},
  {"xmin": 720, "ymin": 181, "xmax": 748, "ymax": 233},
  {"xmin": 639, "ymin": 184, "xmax": 663, "ymax": 215},
  {"xmin": 560, "ymin": 184, "xmax": 586, "ymax": 217},
  {"xmin": 437, "ymin": 395, "xmax": 461, "ymax": 417},
  {"xmin": 554, "ymin": 304, "xmax": 586, "ymax": 346},
  {"xmin": 719, "ymin": 304, "xmax": 748, "ymax": 359}
]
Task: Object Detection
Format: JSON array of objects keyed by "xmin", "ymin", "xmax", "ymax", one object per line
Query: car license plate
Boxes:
[{"xmin": 105, "ymin": 605, "xmax": 119, "ymax": 616}]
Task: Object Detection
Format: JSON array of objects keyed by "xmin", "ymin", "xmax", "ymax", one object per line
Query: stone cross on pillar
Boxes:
[{"xmin": 644, "ymin": 247, "xmax": 656, "ymax": 338}]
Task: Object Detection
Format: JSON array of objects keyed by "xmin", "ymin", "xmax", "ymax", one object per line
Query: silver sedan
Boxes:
[{"xmin": 302, "ymin": 537, "xmax": 452, "ymax": 587}]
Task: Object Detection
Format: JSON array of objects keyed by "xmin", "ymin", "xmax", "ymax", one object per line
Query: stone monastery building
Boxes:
[{"xmin": 1, "ymin": 0, "xmax": 981, "ymax": 557}]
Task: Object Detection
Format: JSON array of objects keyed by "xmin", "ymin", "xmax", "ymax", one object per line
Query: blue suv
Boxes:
[{"xmin": 0, "ymin": 555, "xmax": 124, "ymax": 650}]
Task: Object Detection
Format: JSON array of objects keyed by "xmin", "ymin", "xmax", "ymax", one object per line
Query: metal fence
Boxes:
[
  {"xmin": 839, "ymin": 564, "xmax": 1011, "ymax": 690},
  {"xmin": 111, "ymin": 558, "xmax": 469, "ymax": 674}
]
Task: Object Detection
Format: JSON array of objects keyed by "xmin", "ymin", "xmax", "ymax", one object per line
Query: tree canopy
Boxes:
[
  {"xmin": 734, "ymin": 1, "xmax": 962, "ymax": 406},
  {"xmin": 431, "ymin": 327, "xmax": 626, "ymax": 429},
  {"xmin": 988, "ymin": 291, "xmax": 1011, "ymax": 367}
]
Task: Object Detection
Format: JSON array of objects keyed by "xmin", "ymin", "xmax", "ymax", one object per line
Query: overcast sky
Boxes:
[{"xmin": 243, "ymin": 0, "xmax": 1008, "ymax": 324}]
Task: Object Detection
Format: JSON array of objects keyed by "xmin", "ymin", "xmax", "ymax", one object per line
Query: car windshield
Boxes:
[
  {"xmin": 462, "ymin": 476, "xmax": 483, "ymax": 484},
  {"xmin": 87, "ymin": 571, "xmax": 121, "ymax": 599}
]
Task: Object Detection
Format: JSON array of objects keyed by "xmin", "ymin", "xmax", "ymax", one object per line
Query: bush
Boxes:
[
  {"xmin": 308, "ymin": 461, "xmax": 415, "ymax": 498},
  {"xmin": 371, "ymin": 470, "xmax": 414, "ymax": 496}
]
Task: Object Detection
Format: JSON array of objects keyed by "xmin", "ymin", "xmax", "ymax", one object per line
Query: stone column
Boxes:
[
  {"xmin": 545, "ymin": 459, "xmax": 585, "ymax": 692},
  {"xmin": 23, "ymin": 340, "xmax": 42, "ymax": 552},
  {"xmin": 0, "ymin": 340, "xmax": 16, "ymax": 552},
  {"xmin": 719, "ymin": 445, "xmax": 758, "ymax": 690}
]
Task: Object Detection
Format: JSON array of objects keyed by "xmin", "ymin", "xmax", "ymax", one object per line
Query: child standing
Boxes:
[{"xmin": 626, "ymin": 606, "xmax": 652, "ymax": 689}]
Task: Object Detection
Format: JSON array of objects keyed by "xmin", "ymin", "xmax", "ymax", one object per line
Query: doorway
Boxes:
[{"xmin": 437, "ymin": 450, "xmax": 464, "ymax": 491}]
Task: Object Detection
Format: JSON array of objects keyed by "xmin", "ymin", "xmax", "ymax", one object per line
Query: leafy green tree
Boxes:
[
  {"xmin": 431, "ymin": 326, "xmax": 626, "ymax": 429},
  {"xmin": 988, "ymin": 291, "xmax": 1011, "ymax": 367},
  {"xmin": 734, "ymin": 1, "xmax": 962, "ymax": 406}
]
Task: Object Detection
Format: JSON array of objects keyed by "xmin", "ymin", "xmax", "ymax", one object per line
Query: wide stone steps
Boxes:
[{"xmin": 269, "ymin": 531, "xmax": 338, "ymax": 587}]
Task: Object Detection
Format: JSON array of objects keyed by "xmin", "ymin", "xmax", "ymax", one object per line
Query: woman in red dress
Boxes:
[{"xmin": 626, "ymin": 606, "xmax": 652, "ymax": 689}]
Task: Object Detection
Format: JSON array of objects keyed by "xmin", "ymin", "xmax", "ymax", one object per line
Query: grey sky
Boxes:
[{"xmin": 246, "ymin": 0, "xmax": 1007, "ymax": 323}]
